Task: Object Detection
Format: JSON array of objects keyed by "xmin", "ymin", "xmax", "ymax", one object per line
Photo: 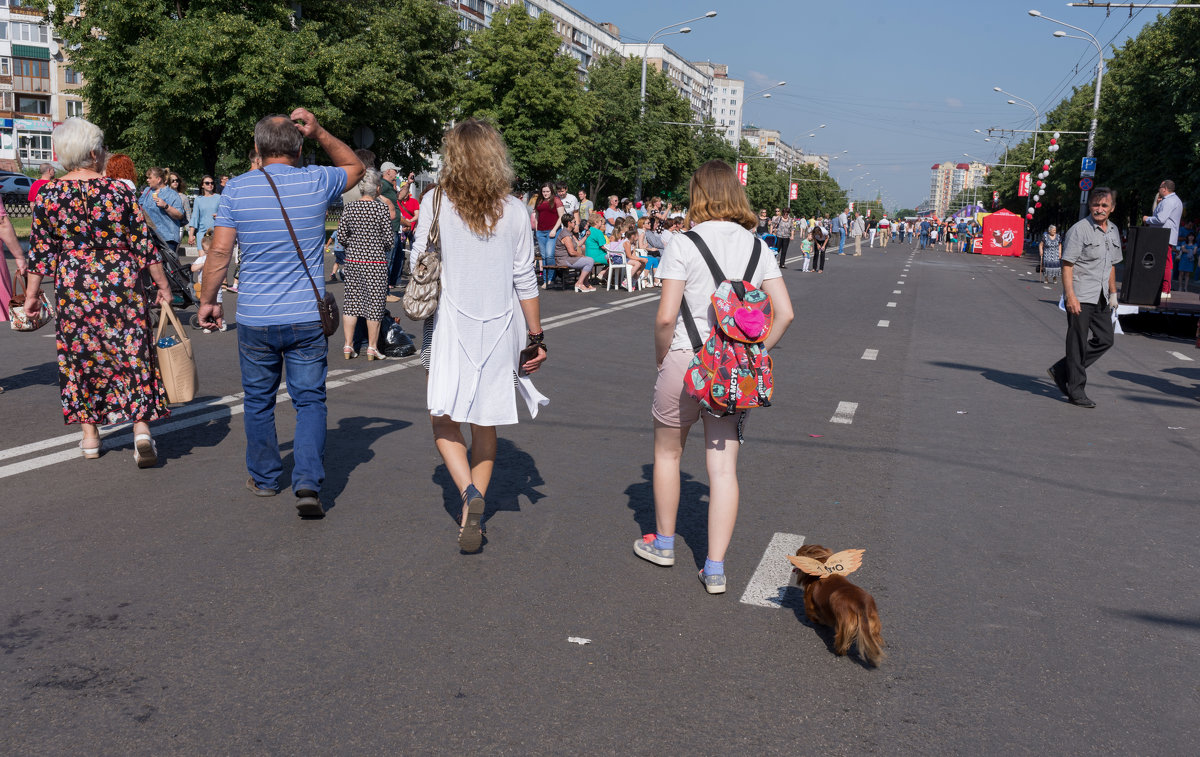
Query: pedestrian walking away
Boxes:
[
  {"xmin": 337, "ymin": 168, "xmax": 395, "ymax": 361},
  {"xmin": 198, "ymin": 108, "xmax": 365, "ymax": 516},
  {"xmin": 635, "ymin": 159, "xmax": 794, "ymax": 594},
  {"xmin": 23, "ymin": 117, "xmax": 173, "ymax": 465},
  {"xmin": 414, "ymin": 119, "xmax": 548, "ymax": 553},
  {"xmin": 1047, "ymin": 188, "xmax": 1122, "ymax": 409}
]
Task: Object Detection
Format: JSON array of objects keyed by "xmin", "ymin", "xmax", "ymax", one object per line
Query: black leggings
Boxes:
[
  {"xmin": 813, "ymin": 244, "xmax": 827, "ymax": 272},
  {"xmin": 777, "ymin": 237, "xmax": 791, "ymax": 267}
]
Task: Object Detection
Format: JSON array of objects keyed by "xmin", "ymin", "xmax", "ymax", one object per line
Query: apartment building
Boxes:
[
  {"xmin": 695, "ymin": 61, "xmax": 741, "ymax": 146},
  {"xmin": 621, "ymin": 42, "xmax": 710, "ymax": 121},
  {"xmin": 445, "ymin": 0, "xmax": 620, "ymax": 73},
  {"xmin": 928, "ymin": 161, "xmax": 988, "ymax": 217},
  {"xmin": 0, "ymin": 0, "xmax": 86, "ymax": 171}
]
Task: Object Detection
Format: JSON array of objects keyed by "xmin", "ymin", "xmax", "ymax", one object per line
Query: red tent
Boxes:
[{"xmin": 980, "ymin": 209, "xmax": 1024, "ymax": 256}]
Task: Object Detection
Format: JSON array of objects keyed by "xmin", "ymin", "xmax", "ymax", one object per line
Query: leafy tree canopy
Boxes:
[{"xmin": 37, "ymin": 0, "xmax": 462, "ymax": 179}]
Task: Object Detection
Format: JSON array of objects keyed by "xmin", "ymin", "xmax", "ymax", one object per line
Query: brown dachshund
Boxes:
[{"xmin": 790, "ymin": 544, "xmax": 885, "ymax": 666}]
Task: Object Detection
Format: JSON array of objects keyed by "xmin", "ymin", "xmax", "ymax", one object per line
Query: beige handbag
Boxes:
[
  {"xmin": 402, "ymin": 188, "xmax": 443, "ymax": 321},
  {"xmin": 155, "ymin": 305, "xmax": 198, "ymax": 404},
  {"xmin": 8, "ymin": 273, "xmax": 55, "ymax": 332}
]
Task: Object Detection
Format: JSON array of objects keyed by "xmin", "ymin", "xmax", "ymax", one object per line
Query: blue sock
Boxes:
[
  {"xmin": 704, "ymin": 558, "xmax": 724, "ymax": 577},
  {"xmin": 653, "ymin": 533, "xmax": 675, "ymax": 551}
]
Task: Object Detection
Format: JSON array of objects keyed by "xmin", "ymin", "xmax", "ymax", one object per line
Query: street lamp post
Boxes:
[
  {"xmin": 787, "ymin": 123, "xmax": 825, "ymax": 212},
  {"xmin": 994, "ymin": 87, "xmax": 1040, "ymax": 163},
  {"xmin": 634, "ymin": 10, "xmax": 717, "ymax": 202},
  {"xmin": 1032, "ymin": 8, "xmax": 1105, "ymax": 218}
]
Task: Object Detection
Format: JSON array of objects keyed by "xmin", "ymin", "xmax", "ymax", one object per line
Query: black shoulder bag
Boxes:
[{"xmin": 260, "ymin": 168, "xmax": 339, "ymax": 337}]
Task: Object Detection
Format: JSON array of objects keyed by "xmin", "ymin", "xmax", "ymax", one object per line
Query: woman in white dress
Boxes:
[{"xmin": 410, "ymin": 119, "xmax": 548, "ymax": 553}]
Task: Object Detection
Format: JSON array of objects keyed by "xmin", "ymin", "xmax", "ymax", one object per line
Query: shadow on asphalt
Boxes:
[
  {"xmin": 624, "ymin": 463, "xmax": 711, "ymax": 571},
  {"xmin": 280, "ymin": 415, "xmax": 412, "ymax": 511},
  {"xmin": 787, "ymin": 598, "xmax": 877, "ymax": 670},
  {"xmin": 1108, "ymin": 370, "xmax": 1200, "ymax": 406},
  {"xmin": 928, "ymin": 361, "xmax": 1062, "ymax": 401},
  {"xmin": 1101, "ymin": 608, "xmax": 1200, "ymax": 630},
  {"xmin": 1, "ymin": 360, "xmax": 58, "ymax": 391},
  {"xmin": 434, "ymin": 437, "xmax": 545, "ymax": 530}
]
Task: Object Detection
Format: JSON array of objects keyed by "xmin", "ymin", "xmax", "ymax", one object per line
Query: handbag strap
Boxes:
[
  {"xmin": 426, "ymin": 187, "xmax": 442, "ymax": 250},
  {"xmin": 259, "ymin": 167, "xmax": 323, "ymax": 307}
]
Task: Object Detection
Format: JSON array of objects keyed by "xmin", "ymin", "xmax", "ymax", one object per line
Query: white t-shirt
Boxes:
[
  {"xmin": 561, "ymin": 193, "xmax": 579, "ymax": 215},
  {"xmin": 658, "ymin": 220, "xmax": 782, "ymax": 352}
]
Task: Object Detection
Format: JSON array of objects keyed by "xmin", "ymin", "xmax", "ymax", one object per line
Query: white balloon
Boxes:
[
  {"xmin": 1028, "ymin": 207, "xmax": 1035, "ymax": 214},
  {"xmin": 1053, "ymin": 132, "xmax": 1061, "ymax": 139},
  {"xmin": 1038, "ymin": 189, "xmax": 1045, "ymax": 196}
]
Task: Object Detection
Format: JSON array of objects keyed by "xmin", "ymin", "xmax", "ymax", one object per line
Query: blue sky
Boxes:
[{"xmin": 568, "ymin": 0, "xmax": 1163, "ymax": 209}]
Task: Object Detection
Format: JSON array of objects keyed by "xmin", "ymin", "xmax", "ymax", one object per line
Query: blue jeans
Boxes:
[
  {"xmin": 836, "ymin": 231, "xmax": 845, "ymax": 254},
  {"xmin": 536, "ymin": 229, "xmax": 555, "ymax": 282},
  {"xmin": 919, "ymin": 233, "xmax": 928, "ymax": 249},
  {"xmin": 238, "ymin": 322, "xmax": 328, "ymax": 494}
]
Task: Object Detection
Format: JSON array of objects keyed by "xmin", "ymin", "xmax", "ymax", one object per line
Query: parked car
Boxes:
[{"xmin": 0, "ymin": 173, "xmax": 33, "ymax": 205}]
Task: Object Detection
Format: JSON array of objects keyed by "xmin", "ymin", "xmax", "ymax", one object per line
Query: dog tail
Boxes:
[{"xmin": 857, "ymin": 602, "xmax": 886, "ymax": 667}]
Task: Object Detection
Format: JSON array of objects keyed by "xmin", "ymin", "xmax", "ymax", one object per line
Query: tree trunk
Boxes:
[{"xmin": 201, "ymin": 131, "xmax": 219, "ymax": 178}]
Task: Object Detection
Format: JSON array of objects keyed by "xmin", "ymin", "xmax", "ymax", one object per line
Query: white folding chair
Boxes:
[{"xmin": 605, "ymin": 252, "xmax": 634, "ymax": 291}]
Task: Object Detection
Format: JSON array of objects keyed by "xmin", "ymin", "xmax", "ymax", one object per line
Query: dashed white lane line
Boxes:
[
  {"xmin": 861, "ymin": 349, "xmax": 879, "ymax": 361},
  {"xmin": 877, "ymin": 320, "xmax": 889, "ymax": 327},
  {"xmin": 893, "ymin": 290, "xmax": 902, "ymax": 294},
  {"xmin": 739, "ymin": 532, "xmax": 807, "ymax": 608},
  {"xmin": 901, "ymin": 274, "xmax": 907, "ymax": 277},
  {"xmin": 897, "ymin": 281, "xmax": 904, "ymax": 284},
  {"xmin": 830, "ymin": 401, "xmax": 858, "ymax": 424},
  {"xmin": 887, "ymin": 302, "xmax": 897, "ymax": 308},
  {"xmin": 0, "ymin": 292, "xmax": 661, "ymax": 480},
  {"xmin": 1168, "ymin": 351, "xmax": 1195, "ymax": 362}
]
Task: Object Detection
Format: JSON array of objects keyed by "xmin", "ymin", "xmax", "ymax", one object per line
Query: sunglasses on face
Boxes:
[{"xmin": 202, "ymin": 181, "xmax": 213, "ymax": 185}]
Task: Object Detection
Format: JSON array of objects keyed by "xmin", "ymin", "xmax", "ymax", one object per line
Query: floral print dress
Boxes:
[{"xmin": 28, "ymin": 178, "xmax": 170, "ymax": 425}]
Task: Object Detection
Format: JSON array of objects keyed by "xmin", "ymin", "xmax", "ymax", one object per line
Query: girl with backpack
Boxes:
[{"xmin": 633, "ymin": 160, "xmax": 795, "ymax": 594}]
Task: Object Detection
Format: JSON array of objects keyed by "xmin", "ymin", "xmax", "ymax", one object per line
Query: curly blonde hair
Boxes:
[{"xmin": 439, "ymin": 118, "xmax": 514, "ymax": 237}]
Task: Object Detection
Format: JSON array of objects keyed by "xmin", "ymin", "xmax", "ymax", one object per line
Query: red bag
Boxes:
[{"xmin": 679, "ymin": 231, "xmax": 774, "ymax": 417}]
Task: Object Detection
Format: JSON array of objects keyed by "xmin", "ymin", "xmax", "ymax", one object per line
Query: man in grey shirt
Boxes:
[
  {"xmin": 1047, "ymin": 187, "xmax": 1122, "ymax": 408},
  {"xmin": 1141, "ymin": 179, "xmax": 1183, "ymax": 298}
]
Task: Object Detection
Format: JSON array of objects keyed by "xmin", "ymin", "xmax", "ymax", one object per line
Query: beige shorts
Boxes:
[{"xmin": 652, "ymin": 349, "xmax": 702, "ymax": 427}]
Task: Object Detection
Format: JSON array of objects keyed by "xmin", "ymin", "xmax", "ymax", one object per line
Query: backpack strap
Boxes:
[{"xmin": 677, "ymin": 231, "xmax": 762, "ymax": 353}]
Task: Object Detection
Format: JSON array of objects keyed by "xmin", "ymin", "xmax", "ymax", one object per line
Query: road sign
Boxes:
[
  {"xmin": 737, "ymin": 162, "xmax": 748, "ymax": 186},
  {"xmin": 1080, "ymin": 169, "xmax": 1096, "ymax": 178},
  {"xmin": 1081, "ymin": 157, "xmax": 1097, "ymax": 173},
  {"xmin": 1080, "ymin": 177, "xmax": 1094, "ymax": 191}
]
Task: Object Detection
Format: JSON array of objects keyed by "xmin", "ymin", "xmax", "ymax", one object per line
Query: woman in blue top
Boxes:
[{"xmin": 187, "ymin": 174, "xmax": 221, "ymax": 250}]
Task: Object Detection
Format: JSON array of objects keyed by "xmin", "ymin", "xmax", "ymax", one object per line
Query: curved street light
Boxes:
[
  {"xmin": 994, "ymin": 86, "xmax": 1040, "ymax": 161},
  {"xmin": 1032, "ymin": 8, "xmax": 1105, "ymax": 217},
  {"xmin": 635, "ymin": 11, "xmax": 717, "ymax": 200}
]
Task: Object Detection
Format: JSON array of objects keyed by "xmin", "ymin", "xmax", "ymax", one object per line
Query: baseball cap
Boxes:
[{"xmin": 380, "ymin": 161, "xmax": 399, "ymax": 173}]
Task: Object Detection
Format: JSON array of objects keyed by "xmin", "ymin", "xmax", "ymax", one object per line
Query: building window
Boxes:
[
  {"xmin": 64, "ymin": 67, "xmax": 82, "ymax": 84},
  {"xmin": 0, "ymin": 57, "xmax": 9, "ymax": 76},
  {"xmin": 0, "ymin": 22, "xmax": 6, "ymax": 40},
  {"xmin": 16, "ymin": 94, "xmax": 48, "ymax": 113},
  {"xmin": 19, "ymin": 132, "xmax": 53, "ymax": 162},
  {"xmin": 0, "ymin": 92, "xmax": 11, "ymax": 111},
  {"xmin": 65, "ymin": 99, "xmax": 83, "ymax": 117},
  {"xmin": 11, "ymin": 22, "xmax": 49, "ymax": 43},
  {"xmin": 14, "ymin": 58, "xmax": 50, "ymax": 93}
]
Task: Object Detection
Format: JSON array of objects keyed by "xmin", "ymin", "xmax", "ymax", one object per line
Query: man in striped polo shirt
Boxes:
[{"xmin": 198, "ymin": 108, "xmax": 364, "ymax": 517}]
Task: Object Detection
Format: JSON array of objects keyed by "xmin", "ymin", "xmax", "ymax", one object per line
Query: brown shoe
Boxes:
[{"xmin": 386, "ymin": 294, "xmax": 401, "ymax": 302}]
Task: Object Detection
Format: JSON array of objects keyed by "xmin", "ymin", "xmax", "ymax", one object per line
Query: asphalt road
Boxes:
[{"xmin": 2, "ymin": 241, "xmax": 1197, "ymax": 755}]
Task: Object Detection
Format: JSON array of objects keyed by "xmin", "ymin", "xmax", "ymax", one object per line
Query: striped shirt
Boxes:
[{"xmin": 215, "ymin": 164, "xmax": 347, "ymax": 326}]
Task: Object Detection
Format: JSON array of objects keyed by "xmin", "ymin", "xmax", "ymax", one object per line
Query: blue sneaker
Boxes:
[
  {"xmin": 698, "ymin": 570, "xmax": 727, "ymax": 594},
  {"xmin": 633, "ymin": 535, "xmax": 674, "ymax": 566}
]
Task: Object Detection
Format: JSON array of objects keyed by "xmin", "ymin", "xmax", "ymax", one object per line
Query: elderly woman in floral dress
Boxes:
[{"xmin": 23, "ymin": 118, "xmax": 172, "ymax": 465}]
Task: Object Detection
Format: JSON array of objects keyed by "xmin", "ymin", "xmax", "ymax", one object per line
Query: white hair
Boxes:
[{"xmin": 53, "ymin": 118, "xmax": 106, "ymax": 171}]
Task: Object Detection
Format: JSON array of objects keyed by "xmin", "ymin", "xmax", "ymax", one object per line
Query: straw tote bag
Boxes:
[{"xmin": 155, "ymin": 305, "xmax": 198, "ymax": 404}]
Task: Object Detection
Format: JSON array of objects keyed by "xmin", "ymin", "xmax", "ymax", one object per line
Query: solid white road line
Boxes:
[
  {"xmin": 861, "ymin": 349, "xmax": 879, "ymax": 361},
  {"xmin": 887, "ymin": 302, "xmax": 897, "ymax": 308},
  {"xmin": 739, "ymin": 531, "xmax": 807, "ymax": 609},
  {"xmin": 830, "ymin": 401, "xmax": 858, "ymax": 424},
  {"xmin": 0, "ymin": 293, "xmax": 661, "ymax": 480},
  {"xmin": 877, "ymin": 320, "xmax": 889, "ymax": 327},
  {"xmin": 1168, "ymin": 351, "xmax": 1195, "ymax": 362}
]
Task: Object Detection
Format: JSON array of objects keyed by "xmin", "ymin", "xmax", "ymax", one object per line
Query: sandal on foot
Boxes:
[
  {"xmin": 133, "ymin": 434, "xmax": 157, "ymax": 469},
  {"xmin": 458, "ymin": 485, "xmax": 485, "ymax": 552},
  {"xmin": 80, "ymin": 440, "xmax": 101, "ymax": 460}
]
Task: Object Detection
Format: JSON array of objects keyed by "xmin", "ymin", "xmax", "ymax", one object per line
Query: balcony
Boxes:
[
  {"xmin": 13, "ymin": 76, "xmax": 50, "ymax": 94},
  {"xmin": 10, "ymin": 6, "xmax": 44, "ymax": 18}
]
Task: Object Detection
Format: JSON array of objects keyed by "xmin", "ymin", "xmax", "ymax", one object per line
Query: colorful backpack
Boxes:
[{"xmin": 679, "ymin": 231, "xmax": 774, "ymax": 417}]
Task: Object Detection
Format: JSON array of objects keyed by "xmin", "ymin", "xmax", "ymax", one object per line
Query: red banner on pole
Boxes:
[
  {"xmin": 789, "ymin": 182, "xmax": 798, "ymax": 200},
  {"xmin": 1018, "ymin": 172, "xmax": 1031, "ymax": 197},
  {"xmin": 737, "ymin": 162, "xmax": 749, "ymax": 186}
]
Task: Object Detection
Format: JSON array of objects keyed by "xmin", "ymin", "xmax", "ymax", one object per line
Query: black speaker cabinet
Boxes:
[{"xmin": 1122, "ymin": 226, "xmax": 1170, "ymax": 306}]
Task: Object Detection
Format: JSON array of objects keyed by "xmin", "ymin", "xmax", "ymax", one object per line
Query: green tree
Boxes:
[
  {"xmin": 577, "ymin": 54, "xmax": 695, "ymax": 202},
  {"xmin": 455, "ymin": 4, "xmax": 588, "ymax": 184},
  {"xmin": 40, "ymin": 0, "xmax": 463, "ymax": 179}
]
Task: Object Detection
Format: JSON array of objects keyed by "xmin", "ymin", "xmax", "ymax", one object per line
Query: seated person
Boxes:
[{"xmin": 554, "ymin": 213, "xmax": 595, "ymax": 292}]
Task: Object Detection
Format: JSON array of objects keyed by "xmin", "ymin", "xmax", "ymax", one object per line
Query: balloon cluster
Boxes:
[{"xmin": 1027, "ymin": 132, "xmax": 1061, "ymax": 221}]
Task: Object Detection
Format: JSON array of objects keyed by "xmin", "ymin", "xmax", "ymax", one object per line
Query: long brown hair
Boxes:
[
  {"xmin": 686, "ymin": 160, "xmax": 757, "ymax": 230},
  {"xmin": 440, "ymin": 118, "xmax": 515, "ymax": 237}
]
